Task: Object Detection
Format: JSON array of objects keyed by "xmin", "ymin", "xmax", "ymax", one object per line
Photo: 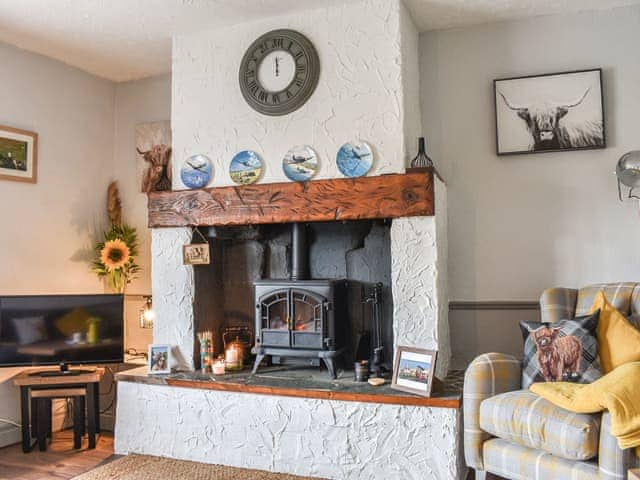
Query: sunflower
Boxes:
[{"xmin": 100, "ymin": 239, "xmax": 131, "ymax": 271}]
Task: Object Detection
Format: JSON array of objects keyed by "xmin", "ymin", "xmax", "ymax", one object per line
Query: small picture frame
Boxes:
[
  {"xmin": 391, "ymin": 346, "xmax": 438, "ymax": 397},
  {"xmin": 148, "ymin": 344, "xmax": 171, "ymax": 374},
  {"xmin": 0, "ymin": 125, "xmax": 38, "ymax": 183},
  {"xmin": 183, "ymin": 243, "xmax": 210, "ymax": 265}
]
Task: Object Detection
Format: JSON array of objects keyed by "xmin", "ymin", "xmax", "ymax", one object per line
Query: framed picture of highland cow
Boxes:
[
  {"xmin": 494, "ymin": 69, "xmax": 605, "ymax": 155},
  {"xmin": 135, "ymin": 121, "xmax": 172, "ymax": 193},
  {"xmin": 0, "ymin": 125, "xmax": 37, "ymax": 183}
]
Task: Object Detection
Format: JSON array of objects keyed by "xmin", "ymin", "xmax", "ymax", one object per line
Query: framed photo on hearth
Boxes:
[
  {"xmin": 391, "ymin": 346, "xmax": 437, "ymax": 397},
  {"xmin": 0, "ymin": 125, "xmax": 38, "ymax": 183},
  {"xmin": 148, "ymin": 344, "xmax": 171, "ymax": 374},
  {"xmin": 494, "ymin": 69, "xmax": 605, "ymax": 155}
]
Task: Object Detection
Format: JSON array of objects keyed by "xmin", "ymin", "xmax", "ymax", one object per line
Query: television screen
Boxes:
[{"xmin": 0, "ymin": 294, "xmax": 124, "ymax": 367}]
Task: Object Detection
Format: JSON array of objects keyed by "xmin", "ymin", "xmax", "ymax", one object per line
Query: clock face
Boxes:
[{"xmin": 239, "ymin": 29, "xmax": 320, "ymax": 116}]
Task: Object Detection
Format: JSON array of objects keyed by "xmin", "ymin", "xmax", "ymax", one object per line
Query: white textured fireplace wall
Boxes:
[
  {"xmin": 151, "ymin": 177, "xmax": 449, "ymax": 375},
  {"xmin": 116, "ymin": 382, "xmax": 462, "ymax": 479},
  {"xmin": 171, "ymin": 0, "xmax": 421, "ymax": 189}
]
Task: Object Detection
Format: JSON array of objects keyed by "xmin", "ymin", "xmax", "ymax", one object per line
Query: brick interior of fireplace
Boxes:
[{"xmin": 192, "ymin": 220, "xmax": 394, "ymax": 372}]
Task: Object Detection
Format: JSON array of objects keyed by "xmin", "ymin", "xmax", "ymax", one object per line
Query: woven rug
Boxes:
[{"xmin": 71, "ymin": 454, "xmax": 326, "ymax": 480}]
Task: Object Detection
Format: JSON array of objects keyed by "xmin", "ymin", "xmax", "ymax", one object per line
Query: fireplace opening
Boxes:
[{"xmin": 193, "ymin": 219, "xmax": 394, "ymax": 377}]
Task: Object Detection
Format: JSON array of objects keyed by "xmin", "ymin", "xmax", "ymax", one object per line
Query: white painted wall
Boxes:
[
  {"xmin": 421, "ymin": 5, "xmax": 640, "ymax": 302},
  {"xmin": 0, "ymin": 41, "xmax": 115, "ymax": 295},
  {"xmin": 0, "ymin": 41, "xmax": 170, "ymax": 445},
  {"xmin": 0, "ymin": 41, "xmax": 114, "ymax": 446},
  {"xmin": 172, "ymin": 0, "xmax": 417, "ymax": 190},
  {"xmin": 113, "ymin": 74, "xmax": 171, "ymax": 297}
]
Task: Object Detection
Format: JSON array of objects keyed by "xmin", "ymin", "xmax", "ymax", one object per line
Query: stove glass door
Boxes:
[
  {"xmin": 291, "ymin": 289, "xmax": 324, "ymax": 349},
  {"xmin": 259, "ymin": 289, "xmax": 290, "ymax": 347}
]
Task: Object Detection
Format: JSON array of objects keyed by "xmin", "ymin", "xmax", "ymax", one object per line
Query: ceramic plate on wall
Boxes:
[
  {"xmin": 180, "ymin": 154, "xmax": 212, "ymax": 189},
  {"xmin": 336, "ymin": 141, "xmax": 373, "ymax": 178},
  {"xmin": 229, "ymin": 150, "xmax": 263, "ymax": 185},
  {"xmin": 283, "ymin": 145, "xmax": 319, "ymax": 182}
]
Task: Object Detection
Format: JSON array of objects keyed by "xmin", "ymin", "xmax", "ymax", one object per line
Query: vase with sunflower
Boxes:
[
  {"xmin": 92, "ymin": 224, "xmax": 141, "ymax": 293},
  {"xmin": 91, "ymin": 182, "xmax": 141, "ymax": 293}
]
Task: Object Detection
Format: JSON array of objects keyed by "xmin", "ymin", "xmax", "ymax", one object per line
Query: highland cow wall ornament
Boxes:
[
  {"xmin": 494, "ymin": 69, "xmax": 605, "ymax": 155},
  {"xmin": 135, "ymin": 121, "xmax": 172, "ymax": 192}
]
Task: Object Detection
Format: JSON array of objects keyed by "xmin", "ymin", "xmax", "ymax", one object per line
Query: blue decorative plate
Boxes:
[
  {"xmin": 336, "ymin": 141, "xmax": 373, "ymax": 178},
  {"xmin": 283, "ymin": 145, "xmax": 318, "ymax": 182},
  {"xmin": 180, "ymin": 154, "xmax": 212, "ymax": 189},
  {"xmin": 229, "ymin": 150, "xmax": 263, "ymax": 185}
]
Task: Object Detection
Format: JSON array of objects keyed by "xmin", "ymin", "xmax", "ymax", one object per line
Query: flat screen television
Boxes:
[{"xmin": 0, "ymin": 294, "xmax": 124, "ymax": 371}]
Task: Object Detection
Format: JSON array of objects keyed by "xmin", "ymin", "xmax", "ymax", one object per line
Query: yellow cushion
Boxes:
[
  {"xmin": 589, "ymin": 290, "xmax": 640, "ymax": 373},
  {"xmin": 55, "ymin": 307, "xmax": 91, "ymax": 336}
]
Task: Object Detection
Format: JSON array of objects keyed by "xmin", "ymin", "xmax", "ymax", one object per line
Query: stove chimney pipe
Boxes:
[{"xmin": 291, "ymin": 223, "xmax": 309, "ymax": 281}]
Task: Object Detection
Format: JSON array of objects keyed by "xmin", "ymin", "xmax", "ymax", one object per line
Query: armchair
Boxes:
[{"xmin": 464, "ymin": 283, "xmax": 640, "ymax": 480}]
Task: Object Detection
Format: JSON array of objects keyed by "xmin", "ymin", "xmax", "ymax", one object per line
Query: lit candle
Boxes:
[
  {"xmin": 225, "ymin": 342, "xmax": 243, "ymax": 370},
  {"xmin": 212, "ymin": 359, "xmax": 225, "ymax": 375}
]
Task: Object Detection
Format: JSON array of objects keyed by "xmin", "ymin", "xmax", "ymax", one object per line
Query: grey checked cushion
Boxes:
[{"xmin": 519, "ymin": 311, "xmax": 602, "ymax": 389}]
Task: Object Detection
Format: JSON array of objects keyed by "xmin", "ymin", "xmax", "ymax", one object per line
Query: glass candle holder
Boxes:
[
  {"xmin": 225, "ymin": 342, "xmax": 243, "ymax": 371},
  {"xmin": 212, "ymin": 357, "xmax": 225, "ymax": 375}
]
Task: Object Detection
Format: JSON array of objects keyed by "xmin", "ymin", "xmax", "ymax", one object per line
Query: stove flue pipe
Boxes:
[{"xmin": 291, "ymin": 222, "xmax": 309, "ymax": 281}]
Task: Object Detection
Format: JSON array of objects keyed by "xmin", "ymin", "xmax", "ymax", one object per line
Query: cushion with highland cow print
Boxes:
[{"xmin": 519, "ymin": 311, "xmax": 602, "ymax": 389}]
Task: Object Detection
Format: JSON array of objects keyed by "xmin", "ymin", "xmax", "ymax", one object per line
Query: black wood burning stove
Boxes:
[{"xmin": 252, "ymin": 223, "xmax": 348, "ymax": 378}]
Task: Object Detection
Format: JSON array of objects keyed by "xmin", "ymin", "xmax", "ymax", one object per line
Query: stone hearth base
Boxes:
[{"xmin": 115, "ymin": 375, "xmax": 464, "ymax": 480}]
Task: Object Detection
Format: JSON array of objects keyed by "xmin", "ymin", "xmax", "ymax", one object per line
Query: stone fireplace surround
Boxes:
[{"xmin": 114, "ymin": 172, "xmax": 465, "ymax": 479}]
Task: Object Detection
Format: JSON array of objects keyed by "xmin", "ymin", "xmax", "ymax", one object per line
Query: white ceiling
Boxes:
[{"xmin": 0, "ymin": 0, "xmax": 639, "ymax": 82}]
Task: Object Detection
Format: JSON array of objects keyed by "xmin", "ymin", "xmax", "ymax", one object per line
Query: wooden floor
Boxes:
[{"xmin": 0, "ymin": 430, "xmax": 115, "ymax": 480}]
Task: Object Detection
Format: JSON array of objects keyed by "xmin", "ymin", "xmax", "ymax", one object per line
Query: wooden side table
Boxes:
[
  {"xmin": 629, "ymin": 469, "xmax": 640, "ymax": 480},
  {"xmin": 13, "ymin": 368, "xmax": 104, "ymax": 452}
]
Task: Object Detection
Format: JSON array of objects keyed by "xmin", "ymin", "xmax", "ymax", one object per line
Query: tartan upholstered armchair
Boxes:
[{"xmin": 463, "ymin": 283, "xmax": 640, "ymax": 480}]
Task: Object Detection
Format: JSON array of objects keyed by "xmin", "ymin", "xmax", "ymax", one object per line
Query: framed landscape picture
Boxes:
[
  {"xmin": 391, "ymin": 346, "xmax": 437, "ymax": 397},
  {"xmin": 494, "ymin": 69, "xmax": 605, "ymax": 155},
  {"xmin": 0, "ymin": 125, "xmax": 38, "ymax": 183}
]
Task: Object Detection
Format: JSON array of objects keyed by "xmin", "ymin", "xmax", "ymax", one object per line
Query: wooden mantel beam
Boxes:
[{"xmin": 147, "ymin": 169, "xmax": 434, "ymax": 228}]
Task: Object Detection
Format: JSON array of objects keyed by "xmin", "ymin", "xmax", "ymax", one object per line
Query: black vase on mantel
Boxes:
[{"xmin": 411, "ymin": 137, "xmax": 434, "ymax": 169}]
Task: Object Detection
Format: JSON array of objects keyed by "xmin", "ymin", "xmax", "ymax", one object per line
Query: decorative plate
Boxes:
[
  {"xmin": 282, "ymin": 145, "xmax": 318, "ymax": 182},
  {"xmin": 180, "ymin": 154, "xmax": 212, "ymax": 189},
  {"xmin": 229, "ymin": 150, "xmax": 263, "ymax": 185},
  {"xmin": 336, "ymin": 141, "xmax": 373, "ymax": 178}
]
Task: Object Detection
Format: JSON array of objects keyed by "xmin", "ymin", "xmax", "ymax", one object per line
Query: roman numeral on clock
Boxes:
[{"xmin": 247, "ymin": 81, "xmax": 259, "ymax": 94}]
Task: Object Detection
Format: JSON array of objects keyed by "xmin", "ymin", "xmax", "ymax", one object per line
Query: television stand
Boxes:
[{"xmin": 14, "ymin": 368, "xmax": 104, "ymax": 452}]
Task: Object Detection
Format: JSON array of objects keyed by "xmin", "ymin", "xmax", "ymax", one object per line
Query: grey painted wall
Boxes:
[
  {"xmin": 420, "ymin": 5, "xmax": 640, "ymax": 304},
  {"xmin": 421, "ymin": 5, "xmax": 640, "ymax": 367}
]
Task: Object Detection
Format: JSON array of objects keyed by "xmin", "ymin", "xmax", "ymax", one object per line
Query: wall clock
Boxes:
[{"xmin": 239, "ymin": 29, "xmax": 320, "ymax": 116}]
